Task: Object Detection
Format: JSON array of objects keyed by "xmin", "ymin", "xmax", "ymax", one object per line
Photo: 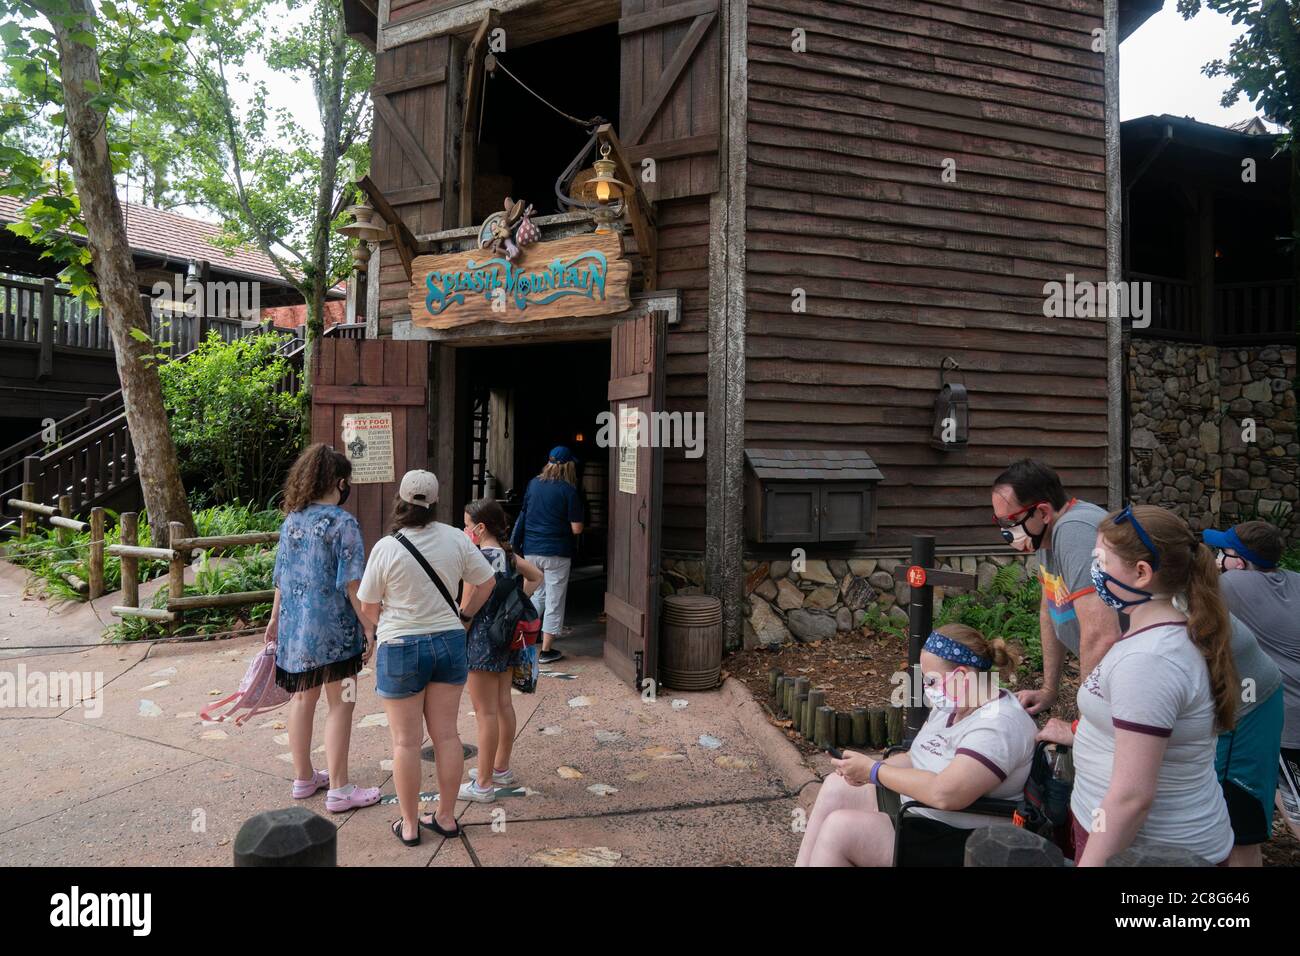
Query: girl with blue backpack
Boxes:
[{"xmin": 459, "ymin": 498, "xmax": 543, "ymax": 803}]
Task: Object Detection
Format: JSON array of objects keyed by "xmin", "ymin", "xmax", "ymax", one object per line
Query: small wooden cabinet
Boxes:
[{"xmin": 744, "ymin": 449, "xmax": 883, "ymax": 544}]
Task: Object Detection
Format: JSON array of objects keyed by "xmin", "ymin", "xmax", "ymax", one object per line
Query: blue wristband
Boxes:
[{"xmin": 869, "ymin": 760, "xmax": 882, "ymax": 786}]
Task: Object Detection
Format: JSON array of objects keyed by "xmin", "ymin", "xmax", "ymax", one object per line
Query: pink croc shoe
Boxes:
[
  {"xmin": 326, "ymin": 785, "xmax": 382, "ymax": 813},
  {"xmin": 292, "ymin": 769, "xmax": 329, "ymax": 800}
]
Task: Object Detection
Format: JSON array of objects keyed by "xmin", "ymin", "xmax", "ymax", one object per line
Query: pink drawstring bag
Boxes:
[{"xmin": 200, "ymin": 642, "xmax": 291, "ymax": 726}]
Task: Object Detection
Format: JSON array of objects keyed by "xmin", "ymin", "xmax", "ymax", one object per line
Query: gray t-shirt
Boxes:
[
  {"xmin": 1220, "ymin": 569, "xmax": 1300, "ymax": 748},
  {"xmin": 1226, "ymin": 613, "xmax": 1282, "ymax": 724},
  {"xmin": 1038, "ymin": 499, "xmax": 1110, "ymax": 657}
]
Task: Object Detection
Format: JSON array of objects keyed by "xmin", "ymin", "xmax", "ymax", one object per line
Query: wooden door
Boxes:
[
  {"xmin": 604, "ymin": 309, "xmax": 666, "ymax": 690},
  {"xmin": 311, "ymin": 338, "xmax": 430, "ymax": 553},
  {"xmin": 619, "ymin": 0, "xmax": 721, "ymax": 201}
]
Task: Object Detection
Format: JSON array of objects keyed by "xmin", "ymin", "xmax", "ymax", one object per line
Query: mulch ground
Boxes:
[{"xmin": 725, "ymin": 627, "xmax": 1299, "ymax": 867}]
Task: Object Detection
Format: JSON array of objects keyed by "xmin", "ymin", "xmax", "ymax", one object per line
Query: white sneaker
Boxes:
[
  {"xmin": 457, "ymin": 780, "xmax": 496, "ymax": 803},
  {"xmin": 469, "ymin": 767, "xmax": 518, "ymax": 786}
]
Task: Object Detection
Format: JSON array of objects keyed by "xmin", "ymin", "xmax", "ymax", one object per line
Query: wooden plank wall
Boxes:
[
  {"xmin": 745, "ymin": 0, "xmax": 1110, "ymax": 547},
  {"xmin": 659, "ymin": 196, "xmax": 711, "ymax": 550},
  {"xmin": 311, "ymin": 339, "xmax": 430, "ymax": 554}
]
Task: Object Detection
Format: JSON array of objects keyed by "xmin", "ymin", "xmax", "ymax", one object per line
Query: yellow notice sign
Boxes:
[{"xmin": 341, "ymin": 412, "xmax": 395, "ymax": 484}]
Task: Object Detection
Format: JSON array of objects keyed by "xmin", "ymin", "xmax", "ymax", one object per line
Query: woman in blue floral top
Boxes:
[{"xmin": 264, "ymin": 444, "xmax": 381, "ymax": 812}]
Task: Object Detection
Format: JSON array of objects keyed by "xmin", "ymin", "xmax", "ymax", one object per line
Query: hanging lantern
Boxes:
[
  {"xmin": 337, "ymin": 202, "xmax": 388, "ymax": 243},
  {"xmin": 580, "ymin": 143, "xmax": 630, "ymax": 234},
  {"xmin": 930, "ymin": 357, "xmax": 969, "ymax": 451}
]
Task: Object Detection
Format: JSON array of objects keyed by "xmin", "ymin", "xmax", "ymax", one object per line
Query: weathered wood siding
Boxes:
[
  {"xmin": 745, "ymin": 0, "xmax": 1110, "ymax": 546},
  {"xmin": 660, "ymin": 196, "xmax": 711, "ymax": 550}
]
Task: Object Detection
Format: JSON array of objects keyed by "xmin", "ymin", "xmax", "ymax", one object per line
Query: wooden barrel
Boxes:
[{"xmin": 659, "ymin": 594, "xmax": 723, "ymax": 691}]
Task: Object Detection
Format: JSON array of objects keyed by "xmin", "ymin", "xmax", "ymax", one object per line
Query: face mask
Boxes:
[
  {"xmin": 999, "ymin": 504, "xmax": 1047, "ymax": 552},
  {"xmin": 336, "ymin": 480, "xmax": 351, "ymax": 506},
  {"xmin": 923, "ymin": 674, "xmax": 958, "ymax": 711},
  {"xmin": 1217, "ymin": 551, "xmax": 1246, "ymax": 573},
  {"xmin": 465, "ymin": 526, "xmax": 480, "ymax": 544},
  {"xmin": 1090, "ymin": 560, "xmax": 1155, "ymax": 611}
]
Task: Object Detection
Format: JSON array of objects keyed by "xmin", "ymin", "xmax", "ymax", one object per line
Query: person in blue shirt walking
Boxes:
[{"xmin": 511, "ymin": 446, "xmax": 585, "ymax": 664}]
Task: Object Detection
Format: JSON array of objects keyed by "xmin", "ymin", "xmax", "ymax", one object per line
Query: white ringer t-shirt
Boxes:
[
  {"xmin": 903, "ymin": 690, "xmax": 1038, "ymax": 828},
  {"xmin": 1071, "ymin": 621, "xmax": 1234, "ymax": 864}
]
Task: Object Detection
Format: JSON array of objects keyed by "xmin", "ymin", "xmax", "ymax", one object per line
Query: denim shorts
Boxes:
[{"xmin": 375, "ymin": 630, "xmax": 468, "ymax": 698}]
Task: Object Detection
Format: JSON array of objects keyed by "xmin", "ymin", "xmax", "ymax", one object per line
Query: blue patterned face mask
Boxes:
[{"xmin": 1090, "ymin": 559, "xmax": 1155, "ymax": 611}]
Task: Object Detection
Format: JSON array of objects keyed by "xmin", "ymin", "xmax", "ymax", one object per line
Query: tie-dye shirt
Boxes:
[{"xmin": 1037, "ymin": 499, "xmax": 1108, "ymax": 657}]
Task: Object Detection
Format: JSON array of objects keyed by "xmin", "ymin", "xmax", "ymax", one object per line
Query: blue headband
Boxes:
[
  {"xmin": 1113, "ymin": 505, "xmax": 1161, "ymax": 571},
  {"xmin": 923, "ymin": 632, "xmax": 992, "ymax": 670}
]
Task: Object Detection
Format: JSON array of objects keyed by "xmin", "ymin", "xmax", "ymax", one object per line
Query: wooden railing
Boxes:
[
  {"xmin": 1126, "ymin": 272, "xmax": 1199, "ymax": 340},
  {"xmin": 1125, "ymin": 273, "xmax": 1296, "ymax": 345},
  {"xmin": 1, "ymin": 321, "xmax": 362, "ymax": 524},
  {"xmin": 1214, "ymin": 279, "xmax": 1297, "ymax": 344}
]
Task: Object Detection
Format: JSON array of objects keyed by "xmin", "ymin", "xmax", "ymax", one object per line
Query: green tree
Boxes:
[
  {"xmin": 167, "ymin": 0, "xmax": 371, "ymax": 407},
  {"xmin": 1178, "ymin": 0, "xmax": 1300, "ymax": 278},
  {"xmin": 0, "ymin": 0, "xmax": 202, "ymax": 536}
]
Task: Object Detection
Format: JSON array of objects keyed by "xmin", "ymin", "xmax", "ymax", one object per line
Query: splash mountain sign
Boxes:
[{"xmin": 408, "ymin": 233, "xmax": 632, "ymax": 330}]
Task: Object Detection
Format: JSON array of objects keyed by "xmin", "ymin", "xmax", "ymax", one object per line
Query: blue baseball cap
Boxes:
[
  {"xmin": 548, "ymin": 446, "xmax": 576, "ymax": 464},
  {"xmin": 1201, "ymin": 527, "xmax": 1277, "ymax": 569}
]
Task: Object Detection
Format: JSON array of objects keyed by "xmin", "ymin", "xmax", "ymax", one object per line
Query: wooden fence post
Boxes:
[
  {"xmin": 18, "ymin": 481, "xmax": 35, "ymax": 538},
  {"xmin": 169, "ymin": 521, "xmax": 187, "ymax": 632},
  {"xmin": 120, "ymin": 512, "xmax": 139, "ymax": 609},
  {"xmin": 57, "ymin": 495, "xmax": 71, "ymax": 548},
  {"xmin": 36, "ymin": 278, "xmax": 54, "ymax": 381},
  {"xmin": 88, "ymin": 507, "xmax": 105, "ymax": 599}
]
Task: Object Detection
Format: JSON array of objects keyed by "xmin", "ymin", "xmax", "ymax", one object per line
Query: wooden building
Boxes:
[{"xmin": 331, "ymin": 0, "xmax": 1162, "ymax": 675}]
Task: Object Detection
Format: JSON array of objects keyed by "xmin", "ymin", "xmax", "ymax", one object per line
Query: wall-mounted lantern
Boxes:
[
  {"xmin": 930, "ymin": 356, "xmax": 968, "ymax": 451},
  {"xmin": 580, "ymin": 143, "xmax": 630, "ymax": 234},
  {"xmin": 337, "ymin": 201, "xmax": 388, "ymax": 271}
]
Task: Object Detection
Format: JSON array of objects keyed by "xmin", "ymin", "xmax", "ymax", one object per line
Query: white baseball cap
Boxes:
[{"xmin": 398, "ymin": 469, "xmax": 439, "ymax": 506}]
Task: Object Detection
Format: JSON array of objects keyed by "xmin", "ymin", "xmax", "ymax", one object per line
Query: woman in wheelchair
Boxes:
[{"xmin": 795, "ymin": 623, "xmax": 1037, "ymax": 866}]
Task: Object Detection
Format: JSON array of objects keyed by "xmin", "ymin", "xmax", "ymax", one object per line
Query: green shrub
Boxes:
[
  {"xmin": 859, "ymin": 563, "xmax": 1043, "ymax": 673},
  {"xmin": 106, "ymin": 547, "xmax": 276, "ymax": 641},
  {"xmin": 1281, "ymin": 548, "xmax": 1300, "ymax": 573},
  {"xmin": 5, "ymin": 503, "xmax": 281, "ymax": 604},
  {"xmin": 158, "ymin": 331, "xmax": 303, "ymax": 508}
]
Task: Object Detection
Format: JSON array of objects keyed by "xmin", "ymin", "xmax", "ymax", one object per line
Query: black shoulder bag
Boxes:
[{"xmin": 392, "ymin": 530, "xmax": 467, "ymax": 623}]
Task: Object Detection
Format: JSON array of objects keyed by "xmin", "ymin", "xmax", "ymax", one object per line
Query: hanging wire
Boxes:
[{"xmin": 486, "ymin": 54, "xmax": 605, "ymax": 132}]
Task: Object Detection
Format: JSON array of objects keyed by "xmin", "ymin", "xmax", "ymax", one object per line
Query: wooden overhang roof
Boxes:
[{"xmin": 744, "ymin": 449, "xmax": 884, "ymax": 483}]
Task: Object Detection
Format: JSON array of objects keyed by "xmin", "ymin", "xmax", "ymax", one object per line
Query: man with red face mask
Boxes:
[{"xmin": 990, "ymin": 459, "xmax": 1122, "ymax": 715}]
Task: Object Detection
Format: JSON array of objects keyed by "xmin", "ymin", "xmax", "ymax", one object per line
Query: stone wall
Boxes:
[
  {"xmin": 663, "ymin": 552, "xmax": 1034, "ymax": 650},
  {"xmin": 1128, "ymin": 338, "xmax": 1297, "ymax": 540}
]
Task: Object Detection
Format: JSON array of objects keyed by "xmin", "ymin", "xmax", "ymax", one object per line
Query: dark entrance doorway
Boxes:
[{"xmin": 455, "ymin": 339, "xmax": 611, "ymax": 658}]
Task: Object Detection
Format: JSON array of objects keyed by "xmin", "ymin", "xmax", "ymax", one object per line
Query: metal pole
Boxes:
[{"xmin": 906, "ymin": 533, "xmax": 935, "ymax": 741}]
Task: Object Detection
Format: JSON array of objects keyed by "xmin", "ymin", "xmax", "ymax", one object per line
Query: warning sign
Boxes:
[
  {"xmin": 341, "ymin": 412, "xmax": 395, "ymax": 484},
  {"xmin": 617, "ymin": 406, "xmax": 638, "ymax": 495}
]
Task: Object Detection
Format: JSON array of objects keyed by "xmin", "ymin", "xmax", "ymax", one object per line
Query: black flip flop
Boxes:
[
  {"xmin": 418, "ymin": 813, "xmax": 460, "ymax": 838},
  {"xmin": 391, "ymin": 818, "xmax": 420, "ymax": 847}
]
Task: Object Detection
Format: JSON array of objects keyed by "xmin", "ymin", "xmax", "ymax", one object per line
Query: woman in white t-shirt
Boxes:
[
  {"xmin": 1038, "ymin": 505, "xmax": 1237, "ymax": 866},
  {"xmin": 795, "ymin": 623, "xmax": 1037, "ymax": 866},
  {"xmin": 356, "ymin": 470, "xmax": 497, "ymax": 848}
]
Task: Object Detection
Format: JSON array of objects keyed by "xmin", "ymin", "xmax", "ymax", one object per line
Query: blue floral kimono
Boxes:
[{"xmin": 272, "ymin": 503, "xmax": 367, "ymax": 692}]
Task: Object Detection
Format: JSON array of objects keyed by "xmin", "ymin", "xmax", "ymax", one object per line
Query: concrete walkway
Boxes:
[{"xmin": 0, "ymin": 601, "xmax": 815, "ymax": 866}]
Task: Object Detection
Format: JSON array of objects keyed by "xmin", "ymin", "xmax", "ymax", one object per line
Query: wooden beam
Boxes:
[
  {"xmin": 371, "ymin": 67, "xmax": 446, "ymax": 98},
  {"xmin": 619, "ymin": 0, "xmax": 717, "ymax": 35},
  {"xmin": 459, "ymin": 11, "xmax": 498, "ymax": 228},
  {"xmin": 595, "ymin": 124, "xmax": 657, "ymax": 291},
  {"xmin": 356, "ymin": 175, "xmax": 418, "ymax": 280}
]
